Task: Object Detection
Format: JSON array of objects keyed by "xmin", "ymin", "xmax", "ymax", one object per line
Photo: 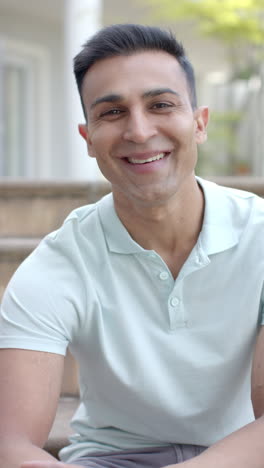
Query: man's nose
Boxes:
[{"xmin": 123, "ymin": 110, "xmax": 158, "ymax": 143}]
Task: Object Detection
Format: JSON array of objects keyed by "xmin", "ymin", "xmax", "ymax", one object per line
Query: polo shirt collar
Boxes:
[
  {"xmin": 197, "ymin": 177, "xmax": 240, "ymax": 255},
  {"xmin": 98, "ymin": 193, "xmax": 144, "ymax": 254},
  {"xmin": 98, "ymin": 178, "xmax": 241, "ymax": 256}
]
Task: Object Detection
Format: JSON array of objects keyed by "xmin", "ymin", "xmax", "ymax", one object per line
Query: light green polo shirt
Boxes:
[{"xmin": 1, "ymin": 178, "xmax": 264, "ymax": 462}]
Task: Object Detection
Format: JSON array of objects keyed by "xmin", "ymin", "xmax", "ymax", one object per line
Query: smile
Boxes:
[{"xmin": 127, "ymin": 152, "xmax": 168, "ymax": 164}]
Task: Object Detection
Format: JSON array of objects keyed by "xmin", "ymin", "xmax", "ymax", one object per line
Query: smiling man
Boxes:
[{"xmin": 1, "ymin": 24, "xmax": 264, "ymax": 468}]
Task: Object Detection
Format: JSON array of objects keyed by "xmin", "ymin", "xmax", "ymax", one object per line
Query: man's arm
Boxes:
[
  {"xmin": 164, "ymin": 326, "xmax": 264, "ymax": 468},
  {"xmin": 0, "ymin": 348, "xmax": 64, "ymax": 468}
]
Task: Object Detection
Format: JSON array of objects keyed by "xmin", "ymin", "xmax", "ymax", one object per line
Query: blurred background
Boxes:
[{"xmin": 0, "ymin": 0, "xmax": 264, "ymax": 180}]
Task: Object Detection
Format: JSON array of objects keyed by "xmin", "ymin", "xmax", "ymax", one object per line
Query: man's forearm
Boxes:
[
  {"xmin": 0, "ymin": 438, "xmax": 56, "ymax": 468},
  {"xmin": 164, "ymin": 415, "xmax": 264, "ymax": 468}
]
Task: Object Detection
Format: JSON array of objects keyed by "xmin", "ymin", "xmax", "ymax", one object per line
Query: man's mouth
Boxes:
[{"xmin": 127, "ymin": 152, "xmax": 169, "ymax": 164}]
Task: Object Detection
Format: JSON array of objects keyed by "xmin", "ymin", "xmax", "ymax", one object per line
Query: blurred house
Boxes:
[{"xmin": 0, "ymin": 0, "xmax": 263, "ymax": 180}]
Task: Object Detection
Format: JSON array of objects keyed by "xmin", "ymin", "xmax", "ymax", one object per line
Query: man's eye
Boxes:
[
  {"xmin": 100, "ymin": 108, "xmax": 123, "ymax": 117},
  {"xmin": 152, "ymin": 102, "xmax": 173, "ymax": 109}
]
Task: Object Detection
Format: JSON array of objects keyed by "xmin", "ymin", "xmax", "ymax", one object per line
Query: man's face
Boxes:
[{"xmin": 79, "ymin": 51, "xmax": 208, "ymax": 206}]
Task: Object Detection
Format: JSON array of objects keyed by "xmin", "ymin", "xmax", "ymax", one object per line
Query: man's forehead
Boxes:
[
  {"xmin": 83, "ymin": 50, "xmax": 185, "ymax": 84},
  {"xmin": 82, "ymin": 51, "xmax": 188, "ymax": 103}
]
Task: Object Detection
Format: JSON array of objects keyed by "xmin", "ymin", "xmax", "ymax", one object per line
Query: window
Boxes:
[{"xmin": 0, "ymin": 37, "xmax": 51, "ymax": 177}]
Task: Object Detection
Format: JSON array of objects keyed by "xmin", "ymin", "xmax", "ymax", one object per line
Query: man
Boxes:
[{"xmin": 0, "ymin": 23, "xmax": 264, "ymax": 468}]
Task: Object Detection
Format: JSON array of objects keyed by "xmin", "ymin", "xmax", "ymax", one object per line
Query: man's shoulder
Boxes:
[
  {"xmin": 5, "ymin": 195, "xmax": 114, "ymax": 301},
  {"xmin": 215, "ymin": 180, "xmax": 264, "ymax": 220},
  {"xmin": 15, "ymin": 193, "xmax": 113, "ymax": 279},
  {"xmin": 199, "ymin": 178, "xmax": 264, "ymax": 250},
  {"xmin": 47, "ymin": 192, "xmax": 113, "ymax": 242},
  {"xmin": 200, "ymin": 177, "xmax": 264, "ymax": 213}
]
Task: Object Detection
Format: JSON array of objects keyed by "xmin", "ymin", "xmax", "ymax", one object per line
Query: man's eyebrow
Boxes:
[
  {"xmin": 90, "ymin": 94, "xmax": 123, "ymax": 110},
  {"xmin": 90, "ymin": 88, "xmax": 180, "ymax": 110},
  {"xmin": 143, "ymin": 88, "xmax": 180, "ymax": 98}
]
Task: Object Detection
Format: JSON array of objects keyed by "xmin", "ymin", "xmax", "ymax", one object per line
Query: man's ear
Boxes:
[
  {"xmin": 78, "ymin": 124, "xmax": 96, "ymax": 158},
  {"xmin": 78, "ymin": 123, "xmax": 89, "ymax": 142},
  {"xmin": 195, "ymin": 106, "xmax": 209, "ymax": 145}
]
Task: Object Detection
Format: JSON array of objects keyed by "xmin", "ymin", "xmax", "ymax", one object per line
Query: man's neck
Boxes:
[{"xmin": 113, "ymin": 178, "xmax": 205, "ymax": 278}]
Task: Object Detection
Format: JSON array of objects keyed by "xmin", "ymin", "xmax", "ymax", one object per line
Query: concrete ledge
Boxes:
[
  {"xmin": 0, "ymin": 181, "xmax": 111, "ymax": 238},
  {"xmin": 0, "ymin": 237, "xmax": 41, "ymax": 258},
  {"xmin": 208, "ymin": 176, "xmax": 264, "ymax": 196},
  {"xmin": 0, "ymin": 179, "xmax": 111, "ymax": 199}
]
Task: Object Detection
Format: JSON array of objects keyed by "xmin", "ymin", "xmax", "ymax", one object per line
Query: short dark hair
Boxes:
[{"xmin": 74, "ymin": 23, "xmax": 197, "ymax": 119}]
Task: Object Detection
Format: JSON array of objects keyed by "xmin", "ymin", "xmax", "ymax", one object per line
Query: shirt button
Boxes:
[
  {"xmin": 170, "ymin": 296, "xmax": 180, "ymax": 307},
  {"xmin": 159, "ymin": 271, "xmax": 169, "ymax": 280}
]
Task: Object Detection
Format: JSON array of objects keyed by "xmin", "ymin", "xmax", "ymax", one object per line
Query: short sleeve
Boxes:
[{"xmin": 0, "ymin": 235, "xmax": 85, "ymax": 355}]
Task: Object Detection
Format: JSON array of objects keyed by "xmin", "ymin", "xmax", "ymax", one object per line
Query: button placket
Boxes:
[
  {"xmin": 168, "ymin": 281, "xmax": 187, "ymax": 330},
  {"xmin": 168, "ymin": 295, "xmax": 179, "ymax": 330},
  {"xmin": 170, "ymin": 296, "xmax": 180, "ymax": 307}
]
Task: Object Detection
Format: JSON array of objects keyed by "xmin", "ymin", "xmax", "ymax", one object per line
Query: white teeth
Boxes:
[{"xmin": 128, "ymin": 153, "xmax": 166, "ymax": 164}]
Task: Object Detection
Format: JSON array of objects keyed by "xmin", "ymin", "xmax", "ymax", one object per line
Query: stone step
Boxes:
[{"xmin": 0, "ymin": 180, "xmax": 111, "ymax": 237}]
